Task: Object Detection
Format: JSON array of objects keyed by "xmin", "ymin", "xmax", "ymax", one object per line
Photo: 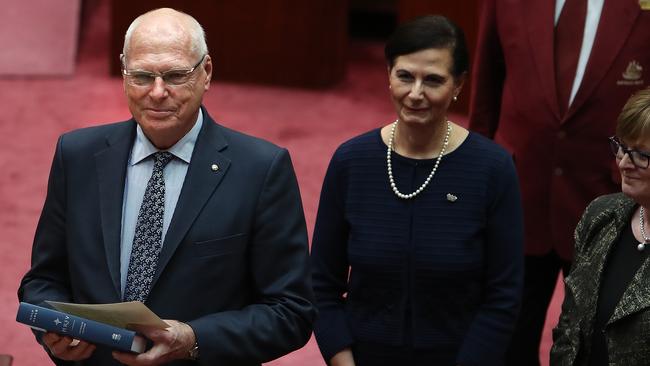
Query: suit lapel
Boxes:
[
  {"xmin": 523, "ymin": 0, "xmax": 560, "ymax": 120},
  {"xmin": 566, "ymin": 196, "xmax": 635, "ymax": 331},
  {"xmin": 565, "ymin": 227, "xmax": 616, "ymax": 330},
  {"xmin": 610, "ymin": 200, "xmax": 650, "ymax": 324},
  {"xmin": 95, "ymin": 121, "xmax": 136, "ymax": 299},
  {"xmin": 610, "ymin": 254, "xmax": 650, "ymax": 324},
  {"xmin": 567, "ymin": 0, "xmax": 640, "ymax": 118},
  {"xmin": 151, "ymin": 111, "xmax": 231, "ymax": 287}
]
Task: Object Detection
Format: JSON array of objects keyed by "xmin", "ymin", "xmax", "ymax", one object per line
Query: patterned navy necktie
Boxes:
[{"xmin": 124, "ymin": 151, "xmax": 174, "ymax": 302}]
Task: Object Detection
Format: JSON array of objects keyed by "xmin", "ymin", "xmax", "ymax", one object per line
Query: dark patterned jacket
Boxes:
[{"xmin": 550, "ymin": 192, "xmax": 650, "ymax": 365}]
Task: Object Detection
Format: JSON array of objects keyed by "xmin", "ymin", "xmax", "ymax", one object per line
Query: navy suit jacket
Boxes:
[{"xmin": 18, "ymin": 108, "xmax": 316, "ymax": 365}]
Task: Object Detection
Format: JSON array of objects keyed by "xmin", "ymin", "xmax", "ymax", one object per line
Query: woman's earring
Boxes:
[{"xmin": 453, "ymin": 95, "xmax": 458, "ymax": 101}]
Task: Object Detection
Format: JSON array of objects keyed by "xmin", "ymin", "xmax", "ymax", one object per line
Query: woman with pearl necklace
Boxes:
[{"xmin": 311, "ymin": 15, "xmax": 525, "ymax": 366}]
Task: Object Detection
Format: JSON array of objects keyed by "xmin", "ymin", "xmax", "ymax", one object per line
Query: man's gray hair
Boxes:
[{"xmin": 122, "ymin": 8, "xmax": 208, "ymax": 59}]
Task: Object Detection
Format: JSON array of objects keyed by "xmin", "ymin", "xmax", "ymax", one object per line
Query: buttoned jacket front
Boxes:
[
  {"xmin": 469, "ymin": 0, "xmax": 650, "ymax": 260},
  {"xmin": 18, "ymin": 107, "xmax": 316, "ymax": 366}
]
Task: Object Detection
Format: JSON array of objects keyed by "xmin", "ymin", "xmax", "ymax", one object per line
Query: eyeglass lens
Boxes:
[
  {"xmin": 128, "ymin": 71, "xmax": 193, "ymax": 86},
  {"xmin": 123, "ymin": 55, "xmax": 205, "ymax": 87},
  {"xmin": 610, "ymin": 138, "xmax": 650, "ymax": 168}
]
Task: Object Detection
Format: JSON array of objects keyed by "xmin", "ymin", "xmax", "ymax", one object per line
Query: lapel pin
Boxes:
[
  {"xmin": 211, "ymin": 164, "xmax": 219, "ymax": 172},
  {"xmin": 446, "ymin": 193, "xmax": 458, "ymax": 202}
]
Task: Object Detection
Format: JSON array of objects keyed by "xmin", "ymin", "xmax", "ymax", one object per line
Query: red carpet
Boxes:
[{"xmin": 0, "ymin": 0, "xmax": 562, "ymax": 364}]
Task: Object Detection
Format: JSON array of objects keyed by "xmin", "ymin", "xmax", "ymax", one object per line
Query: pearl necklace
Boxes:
[
  {"xmin": 387, "ymin": 119, "xmax": 451, "ymax": 199},
  {"xmin": 639, "ymin": 206, "xmax": 650, "ymax": 252}
]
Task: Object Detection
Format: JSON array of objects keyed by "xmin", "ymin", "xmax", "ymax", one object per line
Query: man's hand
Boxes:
[
  {"xmin": 43, "ymin": 332, "xmax": 96, "ymax": 361},
  {"xmin": 112, "ymin": 320, "xmax": 196, "ymax": 366}
]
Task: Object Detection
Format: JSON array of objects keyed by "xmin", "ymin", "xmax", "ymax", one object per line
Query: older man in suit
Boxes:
[
  {"xmin": 18, "ymin": 8, "xmax": 316, "ymax": 366},
  {"xmin": 469, "ymin": 0, "xmax": 650, "ymax": 364}
]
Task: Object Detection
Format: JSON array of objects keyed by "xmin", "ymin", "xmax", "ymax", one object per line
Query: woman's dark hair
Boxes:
[{"xmin": 384, "ymin": 15, "xmax": 469, "ymax": 79}]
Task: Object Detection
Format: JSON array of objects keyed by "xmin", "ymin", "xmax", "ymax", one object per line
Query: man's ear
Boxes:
[{"xmin": 203, "ymin": 55, "xmax": 213, "ymax": 90}]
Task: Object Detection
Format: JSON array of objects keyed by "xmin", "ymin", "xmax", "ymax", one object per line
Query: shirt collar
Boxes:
[{"xmin": 130, "ymin": 109, "xmax": 203, "ymax": 165}]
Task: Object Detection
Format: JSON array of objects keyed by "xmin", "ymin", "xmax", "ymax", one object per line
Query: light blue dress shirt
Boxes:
[{"xmin": 120, "ymin": 110, "xmax": 203, "ymax": 296}]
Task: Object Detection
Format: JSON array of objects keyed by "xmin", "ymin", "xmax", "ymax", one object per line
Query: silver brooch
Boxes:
[
  {"xmin": 446, "ymin": 193, "xmax": 457, "ymax": 202},
  {"xmin": 211, "ymin": 164, "xmax": 219, "ymax": 172}
]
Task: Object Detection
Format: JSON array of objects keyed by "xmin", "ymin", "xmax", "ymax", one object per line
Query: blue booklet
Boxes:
[{"xmin": 16, "ymin": 302, "xmax": 146, "ymax": 353}]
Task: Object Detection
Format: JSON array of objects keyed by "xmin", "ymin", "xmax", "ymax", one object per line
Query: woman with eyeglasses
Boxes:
[{"xmin": 551, "ymin": 88, "xmax": 650, "ymax": 366}]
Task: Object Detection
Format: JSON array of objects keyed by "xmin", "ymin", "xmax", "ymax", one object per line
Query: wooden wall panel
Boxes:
[
  {"xmin": 111, "ymin": 1, "xmax": 348, "ymax": 88},
  {"xmin": 396, "ymin": 0, "xmax": 480, "ymax": 115},
  {"xmin": 0, "ymin": 0, "xmax": 80, "ymax": 75}
]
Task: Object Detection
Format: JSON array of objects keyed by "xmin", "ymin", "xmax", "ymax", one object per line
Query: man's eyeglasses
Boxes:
[
  {"xmin": 121, "ymin": 54, "xmax": 206, "ymax": 87},
  {"xmin": 609, "ymin": 136, "xmax": 650, "ymax": 169}
]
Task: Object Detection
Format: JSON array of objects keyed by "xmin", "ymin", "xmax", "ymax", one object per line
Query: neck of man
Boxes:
[{"xmin": 144, "ymin": 110, "xmax": 200, "ymax": 150}]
